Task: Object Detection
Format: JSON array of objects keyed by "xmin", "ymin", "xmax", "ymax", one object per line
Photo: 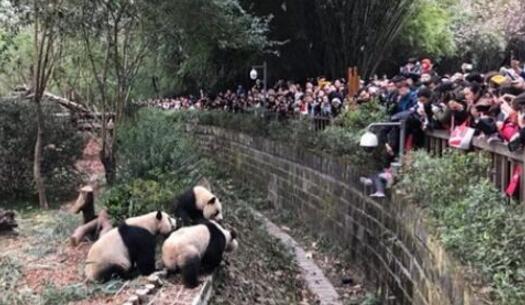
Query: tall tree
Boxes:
[
  {"xmin": 75, "ymin": 0, "xmax": 151, "ymax": 184},
  {"xmin": 242, "ymin": 0, "xmax": 417, "ymax": 79},
  {"xmin": 30, "ymin": 0, "xmax": 65, "ymax": 208},
  {"xmin": 313, "ymin": 0, "xmax": 417, "ymax": 78},
  {"xmin": 450, "ymin": 0, "xmax": 525, "ymax": 69},
  {"xmin": 145, "ymin": 0, "xmax": 272, "ymax": 93}
]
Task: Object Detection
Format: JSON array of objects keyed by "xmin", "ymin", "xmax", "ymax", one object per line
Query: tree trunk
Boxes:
[
  {"xmin": 100, "ymin": 124, "xmax": 116, "ymax": 185},
  {"xmin": 34, "ymin": 99, "xmax": 49, "ymax": 209}
]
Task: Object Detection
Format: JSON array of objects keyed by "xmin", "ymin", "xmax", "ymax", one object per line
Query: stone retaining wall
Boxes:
[{"xmin": 192, "ymin": 125, "xmax": 483, "ymax": 305}]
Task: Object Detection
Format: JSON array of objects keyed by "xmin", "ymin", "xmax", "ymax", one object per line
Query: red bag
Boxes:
[
  {"xmin": 506, "ymin": 165, "xmax": 522, "ymax": 197},
  {"xmin": 449, "ymin": 122, "xmax": 475, "ymax": 150},
  {"xmin": 500, "ymin": 122, "xmax": 519, "ymax": 142},
  {"xmin": 405, "ymin": 134, "xmax": 414, "ymax": 151}
]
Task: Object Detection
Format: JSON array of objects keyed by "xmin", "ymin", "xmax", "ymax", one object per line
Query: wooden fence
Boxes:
[
  {"xmin": 309, "ymin": 117, "xmax": 525, "ymax": 203},
  {"xmin": 426, "ymin": 130, "xmax": 525, "ymax": 204}
]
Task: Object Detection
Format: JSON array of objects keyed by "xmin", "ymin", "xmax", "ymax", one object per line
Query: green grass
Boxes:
[
  {"xmin": 0, "ymin": 256, "xmax": 39, "ymax": 305},
  {"xmin": 23, "ymin": 211, "xmax": 80, "ymax": 258}
]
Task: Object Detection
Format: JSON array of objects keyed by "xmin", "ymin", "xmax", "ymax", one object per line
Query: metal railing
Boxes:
[
  {"xmin": 426, "ymin": 130, "xmax": 525, "ymax": 204},
  {"xmin": 312, "ymin": 116, "xmax": 333, "ymax": 131},
  {"xmin": 245, "ymin": 108, "xmax": 334, "ymax": 132}
]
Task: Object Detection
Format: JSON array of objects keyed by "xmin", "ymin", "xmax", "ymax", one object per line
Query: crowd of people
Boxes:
[
  {"xmin": 137, "ymin": 78, "xmax": 347, "ymax": 118},
  {"xmin": 138, "ymin": 57, "xmax": 525, "ymax": 198},
  {"xmin": 362, "ymin": 58, "xmax": 525, "ymax": 152},
  {"xmin": 139, "ymin": 58, "xmax": 525, "ymax": 153}
]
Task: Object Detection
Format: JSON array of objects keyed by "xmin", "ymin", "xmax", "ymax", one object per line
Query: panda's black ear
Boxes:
[
  {"xmin": 207, "ymin": 197, "xmax": 216, "ymax": 205},
  {"xmin": 156, "ymin": 211, "xmax": 162, "ymax": 220}
]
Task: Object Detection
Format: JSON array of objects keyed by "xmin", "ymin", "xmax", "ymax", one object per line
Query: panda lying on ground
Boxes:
[
  {"xmin": 85, "ymin": 211, "xmax": 176, "ymax": 282},
  {"xmin": 173, "ymin": 185, "xmax": 223, "ymax": 226},
  {"xmin": 162, "ymin": 220, "xmax": 238, "ymax": 288}
]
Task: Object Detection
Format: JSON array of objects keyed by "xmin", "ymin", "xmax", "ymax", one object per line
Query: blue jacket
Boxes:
[{"xmin": 393, "ymin": 91, "xmax": 417, "ymax": 115}]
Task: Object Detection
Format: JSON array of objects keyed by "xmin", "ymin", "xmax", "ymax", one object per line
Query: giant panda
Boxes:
[
  {"xmin": 173, "ymin": 185, "xmax": 223, "ymax": 226},
  {"xmin": 85, "ymin": 211, "xmax": 176, "ymax": 282},
  {"xmin": 161, "ymin": 220, "xmax": 238, "ymax": 288}
]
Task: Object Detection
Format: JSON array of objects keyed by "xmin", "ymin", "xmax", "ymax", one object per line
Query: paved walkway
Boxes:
[{"xmin": 250, "ymin": 209, "xmax": 342, "ymax": 305}]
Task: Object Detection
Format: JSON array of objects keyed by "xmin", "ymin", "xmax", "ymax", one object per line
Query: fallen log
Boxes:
[
  {"xmin": 70, "ymin": 209, "xmax": 113, "ymax": 246},
  {"xmin": 0, "ymin": 209, "xmax": 17, "ymax": 232},
  {"xmin": 44, "ymin": 91, "xmax": 90, "ymax": 114},
  {"xmin": 4, "ymin": 87, "xmax": 118, "ymax": 133},
  {"xmin": 70, "ymin": 218, "xmax": 99, "ymax": 247}
]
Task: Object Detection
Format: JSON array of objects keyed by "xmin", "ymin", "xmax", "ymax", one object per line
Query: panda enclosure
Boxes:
[{"xmin": 0, "ymin": 113, "xmax": 372, "ymax": 305}]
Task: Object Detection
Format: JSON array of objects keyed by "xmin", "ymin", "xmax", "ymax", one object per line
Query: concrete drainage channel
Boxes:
[{"xmin": 250, "ymin": 208, "xmax": 342, "ymax": 305}]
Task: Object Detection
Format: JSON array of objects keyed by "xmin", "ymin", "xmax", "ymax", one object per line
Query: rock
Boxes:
[
  {"xmin": 136, "ymin": 288, "xmax": 149, "ymax": 302},
  {"xmin": 341, "ymin": 277, "xmax": 354, "ymax": 285},
  {"xmin": 281, "ymin": 225, "xmax": 291, "ymax": 232},
  {"xmin": 0, "ymin": 209, "xmax": 17, "ymax": 232},
  {"xmin": 147, "ymin": 274, "xmax": 162, "ymax": 286},
  {"xmin": 152, "ymin": 270, "xmax": 167, "ymax": 278},
  {"xmin": 127, "ymin": 296, "xmax": 139, "ymax": 305},
  {"xmin": 145, "ymin": 284, "xmax": 156, "ymax": 291}
]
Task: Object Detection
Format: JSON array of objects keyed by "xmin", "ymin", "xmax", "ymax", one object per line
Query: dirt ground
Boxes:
[{"xmin": 0, "ymin": 137, "xmax": 210, "ymax": 305}]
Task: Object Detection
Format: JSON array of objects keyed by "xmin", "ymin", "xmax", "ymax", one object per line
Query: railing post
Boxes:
[{"xmin": 522, "ymin": 155, "xmax": 525, "ymax": 204}]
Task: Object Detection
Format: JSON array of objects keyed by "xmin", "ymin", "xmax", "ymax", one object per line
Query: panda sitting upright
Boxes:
[
  {"xmin": 161, "ymin": 220, "xmax": 238, "ymax": 288},
  {"xmin": 85, "ymin": 211, "xmax": 176, "ymax": 282},
  {"xmin": 173, "ymin": 185, "xmax": 223, "ymax": 226}
]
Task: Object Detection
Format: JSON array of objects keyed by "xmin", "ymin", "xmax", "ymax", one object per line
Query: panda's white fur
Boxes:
[
  {"xmin": 174, "ymin": 185, "xmax": 223, "ymax": 225},
  {"xmin": 194, "ymin": 186, "xmax": 223, "ymax": 221},
  {"xmin": 85, "ymin": 211, "xmax": 176, "ymax": 282},
  {"xmin": 161, "ymin": 220, "xmax": 238, "ymax": 288}
]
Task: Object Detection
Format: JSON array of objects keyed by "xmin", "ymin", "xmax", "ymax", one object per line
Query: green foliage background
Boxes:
[
  {"xmin": 397, "ymin": 0, "xmax": 456, "ymax": 58},
  {"xmin": 0, "ymin": 100, "xmax": 84, "ymax": 203},
  {"xmin": 398, "ymin": 150, "xmax": 525, "ymax": 304},
  {"xmin": 101, "ymin": 109, "xmax": 211, "ymax": 221}
]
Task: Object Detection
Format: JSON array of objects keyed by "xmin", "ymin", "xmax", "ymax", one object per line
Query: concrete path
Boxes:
[{"xmin": 250, "ymin": 209, "xmax": 342, "ymax": 305}]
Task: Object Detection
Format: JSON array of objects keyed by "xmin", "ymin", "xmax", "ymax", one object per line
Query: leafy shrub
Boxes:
[
  {"xmin": 116, "ymin": 109, "xmax": 196, "ymax": 182},
  {"xmin": 175, "ymin": 110, "xmax": 387, "ymax": 175},
  {"xmin": 334, "ymin": 99, "xmax": 387, "ymax": 131},
  {"xmin": 104, "ymin": 109, "xmax": 207, "ymax": 221},
  {"xmin": 0, "ymin": 100, "xmax": 84, "ymax": 202},
  {"xmin": 397, "ymin": 150, "xmax": 525, "ymax": 304},
  {"xmin": 398, "ymin": 150, "xmax": 490, "ymax": 210},
  {"xmin": 103, "ymin": 179, "xmax": 176, "ymax": 223},
  {"xmin": 315, "ymin": 126, "xmax": 359, "ymax": 154}
]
